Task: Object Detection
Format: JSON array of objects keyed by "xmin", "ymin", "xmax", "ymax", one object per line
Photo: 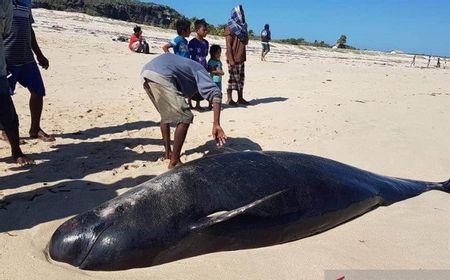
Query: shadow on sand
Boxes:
[
  {"xmin": 0, "ymin": 137, "xmax": 161, "ymax": 191},
  {"xmin": 56, "ymin": 120, "xmax": 158, "ymax": 140},
  {"xmin": 0, "ymin": 120, "xmax": 162, "ymax": 190},
  {"xmin": 0, "ymin": 176, "xmax": 154, "ymax": 232},
  {"xmin": 184, "ymin": 137, "xmax": 263, "ymax": 157},
  {"xmin": 220, "ymin": 97, "xmax": 288, "ymax": 110}
]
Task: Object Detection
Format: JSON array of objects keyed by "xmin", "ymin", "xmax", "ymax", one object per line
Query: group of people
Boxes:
[
  {"xmin": 411, "ymin": 55, "xmax": 445, "ymax": 68},
  {"xmin": 139, "ymin": 5, "xmax": 253, "ymax": 169},
  {"xmin": 0, "ymin": 2, "xmax": 269, "ymax": 170},
  {"xmin": 137, "ymin": 5, "xmax": 264, "ymax": 169},
  {"xmin": 159, "ymin": 7, "xmax": 251, "ymax": 108},
  {"xmin": 0, "ymin": 0, "xmax": 53, "ymax": 166}
]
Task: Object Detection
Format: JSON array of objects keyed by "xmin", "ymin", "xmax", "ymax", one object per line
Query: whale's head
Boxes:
[
  {"xmin": 48, "ymin": 176, "xmax": 197, "ymax": 270},
  {"xmin": 48, "ymin": 209, "xmax": 114, "ymax": 269}
]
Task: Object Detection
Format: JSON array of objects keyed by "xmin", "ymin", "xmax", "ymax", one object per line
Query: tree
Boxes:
[
  {"xmin": 336, "ymin": 35, "xmax": 347, "ymax": 48},
  {"xmin": 248, "ymin": 29, "xmax": 255, "ymax": 39}
]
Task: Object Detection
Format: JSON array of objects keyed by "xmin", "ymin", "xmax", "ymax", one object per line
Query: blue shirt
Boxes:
[
  {"xmin": 188, "ymin": 38, "xmax": 209, "ymax": 69},
  {"xmin": 207, "ymin": 59, "xmax": 222, "ymax": 84},
  {"xmin": 170, "ymin": 35, "xmax": 189, "ymax": 58}
]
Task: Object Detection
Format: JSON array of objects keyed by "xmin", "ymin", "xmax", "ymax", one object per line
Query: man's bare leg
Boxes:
[
  {"xmin": 4, "ymin": 127, "xmax": 34, "ymax": 165},
  {"xmin": 160, "ymin": 122, "xmax": 172, "ymax": 159},
  {"xmin": 226, "ymin": 89, "xmax": 236, "ymax": 105},
  {"xmin": 29, "ymin": 91, "xmax": 54, "ymax": 141},
  {"xmin": 237, "ymin": 89, "xmax": 250, "ymax": 105},
  {"xmin": 168, "ymin": 123, "xmax": 189, "ymax": 169}
]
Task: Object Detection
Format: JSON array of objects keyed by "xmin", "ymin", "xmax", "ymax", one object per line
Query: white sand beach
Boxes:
[{"xmin": 0, "ymin": 9, "xmax": 450, "ymax": 279}]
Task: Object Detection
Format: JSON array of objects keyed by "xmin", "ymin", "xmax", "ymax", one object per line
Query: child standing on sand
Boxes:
[
  {"xmin": 207, "ymin": 45, "xmax": 224, "ymax": 110},
  {"xmin": 162, "ymin": 19, "xmax": 191, "ymax": 58},
  {"xmin": 208, "ymin": 45, "xmax": 224, "ymax": 90},
  {"xmin": 188, "ymin": 19, "xmax": 209, "ymax": 110}
]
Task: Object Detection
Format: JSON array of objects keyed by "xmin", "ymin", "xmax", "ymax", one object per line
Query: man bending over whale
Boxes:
[{"xmin": 141, "ymin": 53, "xmax": 227, "ymax": 169}]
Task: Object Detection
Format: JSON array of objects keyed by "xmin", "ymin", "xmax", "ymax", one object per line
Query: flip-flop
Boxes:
[
  {"xmin": 226, "ymin": 100, "xmax": 237, "ymax": 106},
  {"xmin": 30, "ymin": 130, "xmax": 55, "ymax": 142}
]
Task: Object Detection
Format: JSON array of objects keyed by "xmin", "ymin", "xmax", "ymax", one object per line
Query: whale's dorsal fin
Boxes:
[{"xmin": 189, "ymin": 188, "xmax": 289, "ymax": 231}]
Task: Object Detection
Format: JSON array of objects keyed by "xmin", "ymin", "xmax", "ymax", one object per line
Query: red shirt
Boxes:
[{"xmin": 129, "ymin": 34, "xmax": 140, "ymax": 50}]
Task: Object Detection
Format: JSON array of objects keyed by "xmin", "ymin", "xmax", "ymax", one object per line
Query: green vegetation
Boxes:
[
  {"xmin": 33, "ymin": 0, "xmax": 186, "ymax": 28},
  {"xmin": 274, "ymin": 38, "xmax": 332, "ymax": 48}
]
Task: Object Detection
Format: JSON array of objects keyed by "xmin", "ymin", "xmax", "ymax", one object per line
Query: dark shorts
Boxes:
[
  {"xmin": 0, "ymin": 76, "xmax": 19, "ymax": 131},
  {"xmin": 7, "ymin": 61, "xmax": 46, "ymax": 96},
  {"xmin": 227, "ymin": 63, "xmax": 245, "ymax": 92},
  {"xmin": 262, "ymin": 42, "xmax": 270, "ymax": 53}
]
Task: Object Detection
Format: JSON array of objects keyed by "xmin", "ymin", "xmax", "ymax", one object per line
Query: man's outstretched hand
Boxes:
[{"xmin": 212, "ymin": 124, "xmax": 227, "ymax": 147}]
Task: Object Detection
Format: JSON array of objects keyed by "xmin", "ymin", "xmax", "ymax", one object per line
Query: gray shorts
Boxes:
[
  {"xmin": 262, "ymin": 42, "xmax": 270, "ymax": 53},
  {"xmin": 143, "ymin": 71, "xmax": 193, "ymax": 124}
]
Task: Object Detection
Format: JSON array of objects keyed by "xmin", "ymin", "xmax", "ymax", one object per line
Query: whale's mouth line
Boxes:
[{"xmin": 78, "ymin": 223, "xmax": 114, "ymax": 268}]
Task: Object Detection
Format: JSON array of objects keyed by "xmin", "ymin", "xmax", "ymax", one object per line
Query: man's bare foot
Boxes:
[
  {"xmin": 1, "ymin": 131, "xmax": 26, "ymax": 144},
  {"xmin": 14, "ymin": 154, "xmax": 35, "ymax": 166},
  {"xmin": 226, "ymin": 100, "xmax": 237, "ymax": 106},
  {"xmin": 29, "ymin": 129, "xmax": 55, "ymax": 142},
  {"xmin": 168, "ymin": 159, "xmax": 182, "ymax": 169},
  {"xmin": 164, "ymin": 151, "xmax": 173, "ymax": 160},
  {"xmin": 237, "ymin": 99, "xmax": 250, "ymax": 105}
]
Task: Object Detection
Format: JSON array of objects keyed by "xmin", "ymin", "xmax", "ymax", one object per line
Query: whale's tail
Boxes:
[{"xmin": 442, "ymin": 178, "xmax": 450, "ymax": 193}]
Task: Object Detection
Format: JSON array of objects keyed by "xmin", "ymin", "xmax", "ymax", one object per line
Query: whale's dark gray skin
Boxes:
[{"xmin": 48, "ymin": 151, "xmax": 449, "ymax": 270}]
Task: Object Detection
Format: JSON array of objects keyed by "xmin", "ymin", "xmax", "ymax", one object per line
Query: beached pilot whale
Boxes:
[{"xmin": 48, "ymin": 151, "xmax": 449, "ymax": 271}]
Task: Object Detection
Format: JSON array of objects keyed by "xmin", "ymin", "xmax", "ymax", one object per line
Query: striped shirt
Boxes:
[
  {"xmin": 4, "ymin": 0, "xmax": 34, "ymax": 66},
  {"xmin": 0, "ymin": 0, "xmax": 13, "ymax": 76}
]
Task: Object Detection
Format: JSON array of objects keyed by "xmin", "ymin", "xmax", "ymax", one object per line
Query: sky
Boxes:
[{"xmin": 147, "ymin": 0, "xmax": 450, "ymax": 57}]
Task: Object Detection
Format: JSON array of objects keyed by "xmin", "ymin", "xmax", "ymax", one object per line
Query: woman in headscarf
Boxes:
[{"xmin": 225, "ymin": 5, "xmax": 249, "ymax": 105}]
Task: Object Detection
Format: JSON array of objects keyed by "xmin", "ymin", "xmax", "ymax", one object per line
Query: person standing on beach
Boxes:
[
  {"xmin": 436, "ymin": 57, "xmax": 441, "ymax": 68},
  {"xmin": 0, "ymin": 0, "xmax": 33, "ymax": 165},
  {"xmin": 260, "ymin": 24, "xmax": 271, "ymax": 61},
  {"xmin": 129, "ymin": 25, "xmax": 149, "ymax": 54},
  {"xmin": 410, "ymin": 55, "xmax": 416, "ymax": 67},
  {"xmin": 140, "ymin": 53, "xmax": 226, "ymax": 169},
  {"xmin": 188, "ymin": 19, "xmax": 210, "ymax": 110},
  {"xmin": 162, "ymin": 19, "xmax": 191, "ymax": 58},
  {"xmin": 208, "ymin": 45, "xmax": 225, "ymax": 92},
  {"xmin": 427, "ymin": 55, "xmax": 431, "ymax": 68},
  {"xmin": 225, "ymin": 5, "xmax": 250, "ymax": 105},
  {"xmin": 4, "ymin": 0, "xmax": 54, "ymax": 142}
]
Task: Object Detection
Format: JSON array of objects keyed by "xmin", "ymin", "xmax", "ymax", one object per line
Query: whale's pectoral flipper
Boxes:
[
  {"xmin": 204, "ymin": 147, "xmax": 239, "ymax": 157},
  {"xmin": 189, "ymin": 189, "xmax": 290, "ymax": 231}
]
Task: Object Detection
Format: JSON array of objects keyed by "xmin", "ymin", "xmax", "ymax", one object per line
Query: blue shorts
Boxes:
[{"xmin": 7, "ymin": 61, "xmax": 46, "ymax": 96}]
